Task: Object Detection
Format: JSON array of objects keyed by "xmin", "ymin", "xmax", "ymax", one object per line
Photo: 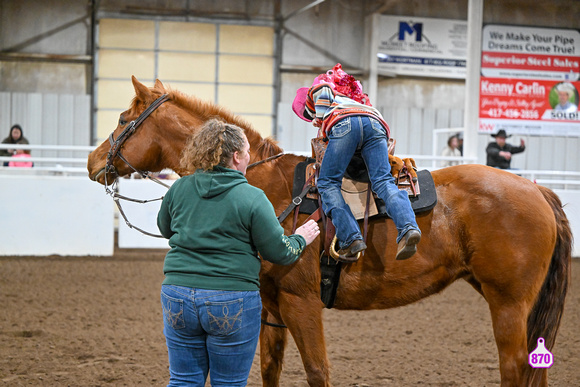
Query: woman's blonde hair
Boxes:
[{"xmin": 180, "ymin": 119, "xmax": 247, "ymax": 172}]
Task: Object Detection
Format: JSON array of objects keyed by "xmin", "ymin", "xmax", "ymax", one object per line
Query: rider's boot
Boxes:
[
  {"xmin": 396, "ymin": 230, "xmax": 421, "ymax": 260},
  {"xmin": 337, "ymin": 239, "xmax": 367, "ymax": 262}
]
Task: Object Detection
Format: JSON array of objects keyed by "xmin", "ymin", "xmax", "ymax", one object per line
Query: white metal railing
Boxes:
[
  {"xmin": 287, "ymin": 149, "xmax": 476, "ymax": 168},
  {"xmin": 2, "ymin": 145, "xmax": 579, "ymax": 189},
  {"xmin": 408, "ymin": 154, "xmax": 476, "ymax": 168},
  {"xmin": 0, "ymin": 144, "xmax": 95, "ymax": 152},
  {"xmin": 507, "ymin": 170, "xmax": 580, "ymax": 191},
  {"xmin": 0, "ymin": 156, "xmax": 89, "ymax": 163},
  {"xmin": 285, "ymin": 149, "xmax": 580, "ymax": 190},
  {"xmin": 0, "ymin": 144, "xmax": 95, "ymax": 176}
]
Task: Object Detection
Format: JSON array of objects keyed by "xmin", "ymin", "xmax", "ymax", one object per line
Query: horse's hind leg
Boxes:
[
  {"xmin": 260, "ymin": 309, "xmax": 288, "ymax": 387},
  {"xmin": 485, "ymin": 289, "xmax": 535, "ymax": 387}
]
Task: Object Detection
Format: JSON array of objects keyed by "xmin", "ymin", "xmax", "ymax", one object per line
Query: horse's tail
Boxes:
[{"xmin": 523, "ymin": 185, "xmax": 573, "ymax": 385}]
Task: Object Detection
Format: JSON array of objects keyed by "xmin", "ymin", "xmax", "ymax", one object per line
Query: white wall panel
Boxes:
[
  {"xmin": 0, "ymin": 176, "xmax": 114, "ymax": 256},
  {"xmin": 408, "ymin": 107, "xmax": 423, "ymax": 155},
  {"xmin": 41, "ymin": 94, "xmax": 59, "ymax": 159},
  {"xmin": 553, "ymin": 190, "xmax": 580, "ymax": 258},
  {"xmin": 26, "ymin": 93, "xmax": 44, "ymax": 147},
  {"xmin": 117, "ymin": 179, "xmax": 173, "ymax": 249},
  {"xmin": 422, "ymin": 108, "xmax": 437, "ymax": 155},
  {"xmin": 0, "ymin": 93, "xmax": 10, "ymax": 132},
  {"xmin": 2, "ymin": 92, "xmax": 91, "ymax": 162},
  {"xmin": 58, "ymin": 94, "xmax": 75, "ymax": 160}
]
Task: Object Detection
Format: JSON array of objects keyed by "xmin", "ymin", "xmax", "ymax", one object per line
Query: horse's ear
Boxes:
[
  {"xmin": 154, "ymin": 79, "xmax": 166, "ymax": 92},
  {"xmin": 131, "ymin": 75, "xmax": 153, "ymax": 101}
]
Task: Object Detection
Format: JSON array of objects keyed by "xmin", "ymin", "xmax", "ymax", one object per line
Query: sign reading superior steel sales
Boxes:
[{"xmin": 479, "ymin": 25, "xmax": 580, "ymax": 136}]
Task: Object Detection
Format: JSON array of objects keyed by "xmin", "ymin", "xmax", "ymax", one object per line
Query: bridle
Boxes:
[
  {"xmin": 247, "ymin": 152, "xmax": 284, "ymax": 168},
  {"xmin": 105, "ymin": 93, "xmax": 169, "ymax": 185},
  {"xmin": 103, "ymin": 92, "xmax": 285, "ymax": 238},
  {"xmin": 104, "ymin": 94, "xmax": 171, "ymax": 238}
]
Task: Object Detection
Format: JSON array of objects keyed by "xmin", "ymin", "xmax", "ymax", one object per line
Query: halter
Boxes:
[{"xmin": 104, "ymin": 94, "xmax": 171, "ymax": 238}]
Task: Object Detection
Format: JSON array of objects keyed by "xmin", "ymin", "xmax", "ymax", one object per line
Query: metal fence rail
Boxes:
[
  {"xmin": 0, "ymin": 144, "xmax": 95, "ymax": 175},
  {"xmin": 2, "ymin": 144, "xmax": 579, "ymax": 191}
]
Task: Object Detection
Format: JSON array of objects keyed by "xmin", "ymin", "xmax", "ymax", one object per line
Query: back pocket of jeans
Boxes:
[
  {"xmin": 370, "ymin": 118, "xmax": 386, "ymax": 136},
  {"xmin": 205, "ymin": 299, "xmax": 243, "ymax": 336},
  {"xmin": 161, "ymin": 291, "xmax": 186, "ymax": 330},
  {"xmin": 329, "ymin": 118, "xmax": 351, "ymax": 138}
]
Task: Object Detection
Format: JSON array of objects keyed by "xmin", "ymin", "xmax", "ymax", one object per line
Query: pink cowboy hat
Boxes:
[{"xmin": 292, "ymin": 87, "xmax": 311, "ymax": 122}]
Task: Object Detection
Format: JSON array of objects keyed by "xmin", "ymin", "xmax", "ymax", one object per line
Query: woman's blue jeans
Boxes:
[
  {"xmin": 160, "ymin": 285, "xmax": 262, "ymax": 386},
  {"xmin": 317, "ymin": 115, "xmax": 420, "ymax": 248}
]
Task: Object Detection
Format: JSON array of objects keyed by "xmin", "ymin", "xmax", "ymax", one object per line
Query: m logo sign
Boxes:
[{"xmin": 399, "ymin": 21, "xmax": 423, "ymax": 41}]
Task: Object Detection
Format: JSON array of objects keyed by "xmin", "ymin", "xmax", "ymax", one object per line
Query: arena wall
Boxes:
[
  {"xmin": 115, "ymin": 179, "xmax": 580, "ymax": 257},
  {"xmin": 0, "ymin": 175, "xmax": 114, "ymax": 256}
]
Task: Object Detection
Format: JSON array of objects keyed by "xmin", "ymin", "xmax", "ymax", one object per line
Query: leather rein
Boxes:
[
  {"xmin": 103, "ymin": 93, "xmax": 285, "ymax": 238},
  {"xmin": 104, "ymin": 94, "xmax": 172, "ymax": 238}
]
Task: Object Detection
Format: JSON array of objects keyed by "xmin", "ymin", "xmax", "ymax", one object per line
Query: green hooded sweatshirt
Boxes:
[{"xmin": 157, "ymin": 166, "xmax": 306, "ymax": 291}]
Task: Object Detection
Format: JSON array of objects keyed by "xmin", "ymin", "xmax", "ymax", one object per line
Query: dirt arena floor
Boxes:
[{"xmin": 1, "ymin": 248, "xmax": 578, "ymax": 387}]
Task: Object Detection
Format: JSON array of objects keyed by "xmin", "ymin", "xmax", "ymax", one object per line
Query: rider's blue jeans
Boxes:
[
  {"xmin": 161, "ymin": 285, "xmax": 262, "ymax": 386},
  {"xmin": 317, "ymin": 115, "xmax": 420, "ymax": 249}
]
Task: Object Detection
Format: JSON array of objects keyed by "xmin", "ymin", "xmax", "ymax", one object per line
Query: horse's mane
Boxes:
[{"xmin": 135, "ymin": 86, "xmax": 284, "ymax": 160}]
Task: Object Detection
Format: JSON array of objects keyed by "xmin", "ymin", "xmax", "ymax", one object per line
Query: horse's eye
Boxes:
[{"xmin": 119, "ymin": 118, "xmax": 127, "ymax": 126}]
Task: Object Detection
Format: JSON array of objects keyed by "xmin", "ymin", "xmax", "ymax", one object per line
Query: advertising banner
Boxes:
[
  {"xmin": 481, "ymin": 25, "xmax": 579, "ymax": 81},
  {"xmin": 479, "ymin": 25, "xmax": 580, "ymax": 136},
  {"xmin": 377, "ymin": 16, "xmax": 467, "ymax": 79},
  {"xmin": 479, "ymin": 78, "xmax": 580, "ymax": 135}
]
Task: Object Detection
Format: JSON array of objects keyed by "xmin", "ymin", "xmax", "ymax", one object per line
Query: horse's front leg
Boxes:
[
  {"xmin": 260, "ymin": 308, "xmax": 289, "ymax": 387},
  {"xmin": 279, "ymin": 292, "xmax": 330, "ymax": 387}
]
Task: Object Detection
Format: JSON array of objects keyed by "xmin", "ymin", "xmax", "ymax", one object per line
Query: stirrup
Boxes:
[{"xmin": 329, "ymin": 236, "xmax": 362, "ymax": 262}]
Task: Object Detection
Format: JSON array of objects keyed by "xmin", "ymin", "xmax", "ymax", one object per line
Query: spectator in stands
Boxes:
[
  {"xmin": 440, "ymin": 135, "xmax": 462, "ymax": 167},
  {"xmin": 8, "ymin": 149, "xmax": 33, "ymax": 168},
  {"xmin": 456, "ymin": 132, "xmax": 464, "ymax": 155},
  {"xmin": 1, "ymin": 124, "xmax": 30, "ymax": 166},
  {"xmin": 486, "ymin": 129, "xmax": 525, "ymax": 169}
]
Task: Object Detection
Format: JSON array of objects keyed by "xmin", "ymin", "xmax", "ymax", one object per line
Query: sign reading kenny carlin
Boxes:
[{"xmin": 377, "ymin": 15, "xmax": 467, "ymax": 79}]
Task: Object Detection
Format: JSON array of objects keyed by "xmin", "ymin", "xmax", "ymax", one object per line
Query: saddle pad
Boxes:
[
  {"xmin": 292, "ymin": 160, "xmax": 437, "ymax": 218},
  {"xmin": 373, "ymin": 169, "xmax": 437, "ymax": 216}
]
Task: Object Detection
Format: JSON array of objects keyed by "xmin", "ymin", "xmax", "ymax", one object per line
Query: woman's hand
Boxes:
[{"xmin": 295, "ymin": 219, "xmax": 320, "ymax": 246}]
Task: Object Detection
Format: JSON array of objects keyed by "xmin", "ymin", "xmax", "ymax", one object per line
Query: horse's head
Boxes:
[
  {"xmin": 87, "ymin": 76, "xmax": 193, "ymax": 184},
  {"xmin": 88, "ymin": 76, "xmax": 284, "ymax": 185}
]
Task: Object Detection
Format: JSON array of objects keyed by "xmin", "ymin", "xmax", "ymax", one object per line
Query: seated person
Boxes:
[
  {"xmin": 1, "ymin": 124, "xmax": 30, "ymax": 166},
  {"xmin": 9, "ymin": 149, "xmax": 33, "ymax": 168},
  {"xmin": 440, "ymin": 135, "xmax": 461, "ymax": 167}
]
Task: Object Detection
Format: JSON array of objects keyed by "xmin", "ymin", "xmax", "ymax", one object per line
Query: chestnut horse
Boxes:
[{"xmin": 87, "ymin": 77, "xmax": 572, "ymax": 387}]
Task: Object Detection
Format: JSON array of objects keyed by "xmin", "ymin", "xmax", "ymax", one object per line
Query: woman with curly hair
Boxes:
[{"xmin": 157, "ymin": 119, "xmax": 319, "ymax": 386}]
